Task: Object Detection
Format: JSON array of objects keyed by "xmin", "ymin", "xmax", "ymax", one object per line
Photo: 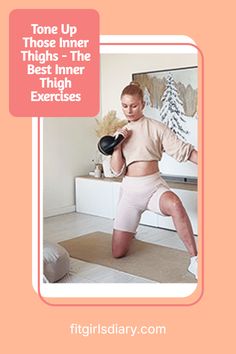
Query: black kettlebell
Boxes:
[{"xmin": 98, "ymin": 134, "xmax": 125, "ymax": 156}]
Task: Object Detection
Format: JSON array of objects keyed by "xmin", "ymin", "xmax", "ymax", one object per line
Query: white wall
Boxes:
[
  {"xmin": 43, "ymin": 117, "xmax": 98, "ymax": 217},
  {"xmin": 101, "ymin": 53, "xmax": 197, "ymax": 117},
  {"xmin": 43, "ymin": 53, "xmax": 198, "ymax": 217}
]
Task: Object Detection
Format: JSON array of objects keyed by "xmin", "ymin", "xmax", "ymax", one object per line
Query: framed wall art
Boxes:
[{"xmin": 132, "ymin": 66, "xmax": 198, "ymax": 179}]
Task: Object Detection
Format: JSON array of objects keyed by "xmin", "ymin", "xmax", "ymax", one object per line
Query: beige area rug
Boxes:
[{"xmin": 59, "ymin": 232, "xmax": 197, "ymax": 283}]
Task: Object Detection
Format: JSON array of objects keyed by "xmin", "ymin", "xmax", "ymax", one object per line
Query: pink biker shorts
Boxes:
[{"xmin": 113, "ymin": 172, "xmax": 170, "ymax": 233}]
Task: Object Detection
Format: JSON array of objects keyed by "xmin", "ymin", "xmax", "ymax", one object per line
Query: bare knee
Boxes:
[
  {"xmin": 112, "ymin": 230, "xmax": 134, "ymax": 258},
  {"xmin": 112, "ymin": 248, "xmax": 127, "ymax": 258},
  {"xmin": 160, "ymin": 192, "xmax": 185, "ymax": 217},
  {"xmin": 169, "ymin": 197, "xmax": 186, "ymax": 218}
]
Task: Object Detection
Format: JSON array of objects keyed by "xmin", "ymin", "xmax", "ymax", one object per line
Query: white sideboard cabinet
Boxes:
[{"xmin": 75, "ymin": 176, "xmax": 198, "ymax": 235}]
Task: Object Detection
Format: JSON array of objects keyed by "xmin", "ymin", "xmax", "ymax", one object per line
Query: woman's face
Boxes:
[{"xmin": 121, "ymin": 94, "xmax": 145, "ymax": 121}]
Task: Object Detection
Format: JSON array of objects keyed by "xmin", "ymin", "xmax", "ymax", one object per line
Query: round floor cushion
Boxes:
[{"xmin": 43, "ymin": 241, "xmax": 70, "ymax": 282}]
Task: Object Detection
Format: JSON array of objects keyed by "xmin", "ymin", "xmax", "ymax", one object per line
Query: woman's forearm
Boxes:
[{"xmin": 110, "ymin": 146, "xmax": 125, "ymax": 174}]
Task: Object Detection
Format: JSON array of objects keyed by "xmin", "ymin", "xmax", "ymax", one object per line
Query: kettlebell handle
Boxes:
[{"xmin": 97, "ymin": 133, "xmax": 125, "ymax": 156}]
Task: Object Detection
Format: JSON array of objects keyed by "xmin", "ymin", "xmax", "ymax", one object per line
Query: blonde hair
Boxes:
[{"xmin": 121, "ymin": 81, "xmax": 144, "ymax": 102}]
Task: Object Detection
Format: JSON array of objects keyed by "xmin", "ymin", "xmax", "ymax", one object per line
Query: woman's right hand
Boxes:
[
  {"xmin": 113, "ymin": 128, "xmax": 131, "ymax": 151},
  {"xmin": 115, "ymin": 127, "xmax": 131, "ymax": 141}
]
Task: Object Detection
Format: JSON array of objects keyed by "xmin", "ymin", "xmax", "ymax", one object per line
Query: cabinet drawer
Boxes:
[{"xmin": 75, "ymin": 178, "xmax": 113, "ymax": 218}]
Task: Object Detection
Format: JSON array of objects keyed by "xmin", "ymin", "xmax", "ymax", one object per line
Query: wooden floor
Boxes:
[{"xmin": 44, "ymin": 212, "xmax": 198, "ymax": 283}]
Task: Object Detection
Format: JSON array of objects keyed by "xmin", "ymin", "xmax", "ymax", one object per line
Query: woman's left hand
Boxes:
[{"xmin": 189, "ymin": 149, "xmax": 198, "ymax": 164}]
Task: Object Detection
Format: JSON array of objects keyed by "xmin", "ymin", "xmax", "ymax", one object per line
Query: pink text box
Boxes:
[{"xmin": 9, "ymin": 9, "xmax": 99, "ymax": 117}]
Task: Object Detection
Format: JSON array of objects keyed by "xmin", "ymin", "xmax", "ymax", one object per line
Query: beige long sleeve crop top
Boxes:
[{"xmin": 121, "ymin": 116, "xmax": 194, "ymax": 166}]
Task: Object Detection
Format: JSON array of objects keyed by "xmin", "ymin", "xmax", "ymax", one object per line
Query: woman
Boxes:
[{"xmin": 110, "ymin": 82, "xmax": 198, "ymax": 279}]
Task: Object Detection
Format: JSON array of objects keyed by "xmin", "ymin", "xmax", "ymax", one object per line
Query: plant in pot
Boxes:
[{"xmin": 95, "ymin": 111, "xmax": 127, "ymax": 177}]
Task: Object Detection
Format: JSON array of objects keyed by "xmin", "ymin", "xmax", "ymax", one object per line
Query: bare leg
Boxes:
[
  {"xmin": 159, "ymin": 191, "xmax": 197, "ymax": 257},
  {"xmin": 112, "ymin": 229, "xmax": 135, "ymax": 258}
]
